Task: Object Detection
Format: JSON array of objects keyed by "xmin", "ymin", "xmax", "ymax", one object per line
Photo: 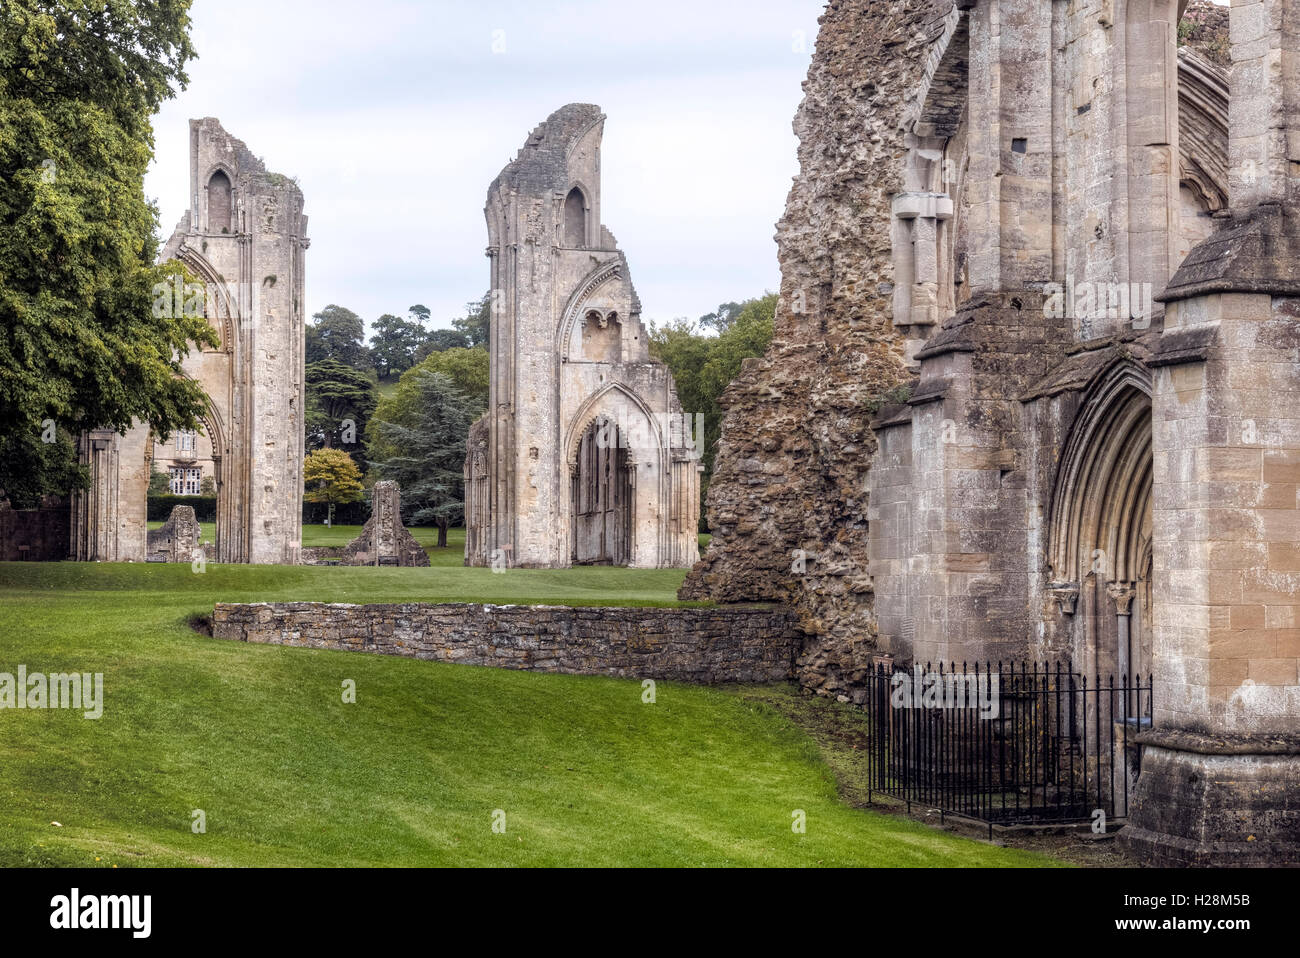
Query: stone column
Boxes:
[{"xmin": 1125, "ymin": 0, "xmax": 1300, "ymax": 867}]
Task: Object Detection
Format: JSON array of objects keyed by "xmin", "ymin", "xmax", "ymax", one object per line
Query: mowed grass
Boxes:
[
  {"xmin": 0, "ymin": 562, "xmax": 1059, "ymax": 867},
  {"xmin": 153, "ymin": 524, "xmax": 709, "ymax": 567}
]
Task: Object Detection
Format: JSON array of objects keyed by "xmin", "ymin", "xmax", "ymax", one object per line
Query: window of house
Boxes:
[
  {"xmin": 169, "ymin": 467, "xmax": 202, "ymax": 496},
  {"xmin": 176, "ymin": 431, "xmax": 196, "ymax": 453}
]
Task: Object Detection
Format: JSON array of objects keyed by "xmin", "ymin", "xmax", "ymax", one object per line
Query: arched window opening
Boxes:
[
  {"xmin": 564, "ymin": 187, "xmax": 586, "ymax": 247},
  {"xmin": 1049, "ymin": 372, "xmax": 1153, "ymax": 688},
  {"xmin": 581, "ymin": 309, "xmax": 620, "ymax": 362},
  {"xmin": 571, "ymin": 416, "xmax": 631, "ymax": 565},
  {"xmin": 207, "ymin": 171, "xmax": 232, "ymax": 234}
]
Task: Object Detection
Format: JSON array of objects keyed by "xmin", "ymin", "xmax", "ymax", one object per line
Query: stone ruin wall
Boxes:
[
  {"xmin": 684, "ymin": 0, "xmax": 1239, "ymax": 702},
  {"xmin": 682, "ymin": 0, "xmax": 949, "ymax": 699},
  {"xmin": 146, "ymin": 505, "xmax": 202, "ymax": 563},
  {"xmin": 301, "ymin": 481, "xmax": 430, "ymax": 567},
  {"xmin": 212, "ymin": 602, "xmax": 801, "ymax": 685}
]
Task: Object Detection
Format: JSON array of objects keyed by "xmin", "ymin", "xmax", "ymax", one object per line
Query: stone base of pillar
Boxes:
[{"xmin": 1120, "ymin": 729, "xmax": 1300, "ymax": 867}]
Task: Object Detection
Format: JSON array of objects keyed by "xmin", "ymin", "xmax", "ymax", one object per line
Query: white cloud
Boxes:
[{"xmin": 146, "ymin": 0, "xmax": 826, "ymax": 332}]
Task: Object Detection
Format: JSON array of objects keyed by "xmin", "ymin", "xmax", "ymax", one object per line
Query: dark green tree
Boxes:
[
  {"xmin": 450, "ymin": 292, "xmax": 491, "ymax": 349},
  {"xmin": 648, "ymin": 293, "xmax": 776, "ymax": 526},
  {"xmin": 698, "ymin": 301, "xmax": 745, "ymax": 333},
  {"xmin": 368, "ymin": 313, "xmax": 426, "ymax": 379},
  {"xmin": 306, "ymin": 305, "xmax": 370, "ymax": 370},
  {"xmin": 368, "ymin": 370, "xmax": 479, "ymax": 548},
  {"xmin": 414, "ymin": 327, "xmax": 471, "ymax": 360},
  {"xmin": 305, "ymin": 358, "xmax": 377, "ymax": 452},
  {"xmin": 0, "ymin": 1, "xmax": 214, "ymax": 501}
]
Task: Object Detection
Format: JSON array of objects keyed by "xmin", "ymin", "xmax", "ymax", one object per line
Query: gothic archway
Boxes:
[
  {"xmin": 570, "ymin": 416, "xmax": 632, "ymax": 565},
  {"xmin": 1048, "ymin": 363, "xmax": 1154, "ymax": 685}
]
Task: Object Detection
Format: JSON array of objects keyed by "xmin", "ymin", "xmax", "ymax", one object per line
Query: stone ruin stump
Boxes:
[
  {"xmin": 146, "ymin": 505, "xmax": 202, "ymax": 563},
  {"xmin": 302, "ymin": 481, "xmax": 430, "ymax": 567}
]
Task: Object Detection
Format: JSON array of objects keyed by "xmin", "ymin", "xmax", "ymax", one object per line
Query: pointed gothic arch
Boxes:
[{"xmin": 1048, "ymin": 361, "xmax": 1154, "ymax": 683}]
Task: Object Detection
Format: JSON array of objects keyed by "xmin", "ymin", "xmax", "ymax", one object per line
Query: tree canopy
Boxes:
[
  {"xmin": 306, "ymin": 304, "xmax": 370, "ymax": 370},
  {"xmin": 648, "ymin": 293, "xmax": 776, "ymax": 526},
  {"xmin": 305, "ymin": 358, "xmax": 377, "ymax": 453},
  {"xmin": 0, "ymin": 0, "xmax": 213, "ymax": 502},
  {"xmin": 368, "ymin": 369, "xmax": 480, "ymax": 546},
  {"xmin": 303, "ymin": 447, "xmax": 364, "ymax": 526}
]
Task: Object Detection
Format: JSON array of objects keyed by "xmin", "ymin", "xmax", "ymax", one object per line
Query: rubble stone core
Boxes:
[
  {"xmin": 464, "ymin": 104, "xmax": 700, "ymax": 570},
  {"xmin": 687, "ymin": 0, "xmax": 1298, "ymax": 865}
]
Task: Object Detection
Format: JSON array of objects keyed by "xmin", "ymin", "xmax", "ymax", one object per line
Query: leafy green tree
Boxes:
[
  {"xmin": 408, "ymin": 304, "xmax": 431, "ymax": 325},
  {"xmin": 411, "ymin": 348, "xmax": 489, "ymax": 412},
  {"xmin": 148, "ymin": 467, "xmax": 171, "ymax": 496},
  {"xmin": 648, "ymin": 293, "xmax": 776, "ymax": 526},
  {"xmin": 368, "ymin": 369, "xmax": 479, "ymax": 547},
  {"xmin": 414, "ymin": 327, "xmax": 471, "ymax": 359},
  {"xmin": 0, "ymin": 1, "xmax": 215, "ymax": 500},
  {"xmin": 451, "ymin": 292, "xmax": 491, "ymax": 349},
  {"xmin": 305, "ymin": 358, "xmax": 377, "ymax": 452},
  {"xmin": 698, "ymin": 301, "xmax": 744, "ymax": 333},
  {"xmin": 306, "ymin": 305, "xmax": 370, "ymax": 370},
  {"xmin": 0, "ymin": 429, "xmax": 86, "ymax": 509},
  {"xmin": 368, "ymin": 313, "xmax": 426, "ymax": 379},
  {"xmin": 303, "ymin": 448, "xmax": 364, "ymax": 527}
]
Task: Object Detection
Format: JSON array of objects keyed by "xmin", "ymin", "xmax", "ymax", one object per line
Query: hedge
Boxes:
[
  {"xmin": 148, "ymin": 495, "xmax": 217, "ymax": 522},
  {"xmin": 149, "ymin": 497, "xmax": 375, "ymax": 525}
]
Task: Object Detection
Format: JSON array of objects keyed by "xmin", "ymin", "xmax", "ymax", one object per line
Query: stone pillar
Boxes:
[{"xmin": 1125, "ymin": 0, "xmax": 1300, "ymax": 867}]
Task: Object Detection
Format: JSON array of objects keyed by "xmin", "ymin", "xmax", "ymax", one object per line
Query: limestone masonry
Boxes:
[
  {"xmin": 464, "ymin": 105, "xmax": 701, "ymax": 570},
  {"xmin": 300, "ymin": 481, "xmax": 430, "ymax": 567},
  {"xmin": 70, "ymin": 118, "xmax": 309, "ymax": 565},
  {"xmin": 686, "ymin": 0, "xmax": 1300, "ymax": 865},
  {"xmin": 212, "ymin": 602, "xmax": 800, "ymax": 684}
]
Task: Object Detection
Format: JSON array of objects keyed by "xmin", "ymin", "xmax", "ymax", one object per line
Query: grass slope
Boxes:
[{"xmin": 0, "ymin": 563, "xmax": 1058, "ymax": 867}]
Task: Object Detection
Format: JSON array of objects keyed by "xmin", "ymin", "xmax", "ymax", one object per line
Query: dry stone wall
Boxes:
[{"xmin": 212, "ymin": 602, "xmax": 800, "ymax": 684}]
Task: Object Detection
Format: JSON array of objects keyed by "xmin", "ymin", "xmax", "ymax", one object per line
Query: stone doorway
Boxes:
[
  {"xmin": 571, "ymin": 416, "xmax": 632, "ymax": 566},
  {"xmin": 1049, "ymin": 367, "xmax": 1154, "ymax": 687}
]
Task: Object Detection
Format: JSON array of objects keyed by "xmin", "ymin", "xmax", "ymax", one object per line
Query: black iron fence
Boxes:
[{"xmin": 865, "ymin": 661, "xmax": 1153, "ymax": 829}]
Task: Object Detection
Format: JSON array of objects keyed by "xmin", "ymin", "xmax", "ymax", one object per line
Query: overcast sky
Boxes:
[{"xmin": 144, "ymin": 0, "xmax": 829, "ymax": 334}]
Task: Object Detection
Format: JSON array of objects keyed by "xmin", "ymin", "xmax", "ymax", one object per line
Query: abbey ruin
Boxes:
[
  {"xmin": 684, "ymin": 0, "xmax": 1299, "ymax": 865},
  {"xmin": 464, "ymin": 105, "xmax": 701, "ymax": 570},
  {"xmin": 11, "ymin": 0, "xmax": 1294, "ymax": 869},
  {"xmin": 70, "ymin": 118, "xmax": 309, "ymax": 565}
]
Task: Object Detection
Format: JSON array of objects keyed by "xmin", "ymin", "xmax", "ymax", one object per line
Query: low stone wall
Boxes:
[{"xmin": 211, "ymin": 602, "xmax": 800, "ymax": 684}]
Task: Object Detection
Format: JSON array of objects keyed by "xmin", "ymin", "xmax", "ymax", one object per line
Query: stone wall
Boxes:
[
  {"xmin": 145, "ymin": 505, "xmax": 202, "ymax": 563},
  {"xmin": 0, "ymin": 498, "xmax": 69, "ymax": 561},
  {"xmin": 301, "ymin": 481, "xmax": 429, "ymax": 567},
  {"xmin": 681, "ymin": 0, "xmax": 948, "ymax": 694},
  {"xmin": 212, "ymin": 602, "xmax": 800, "ymax": 684}
]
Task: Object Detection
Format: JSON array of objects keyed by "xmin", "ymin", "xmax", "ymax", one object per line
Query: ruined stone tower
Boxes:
[
  {"xmin": 70, "ymin": 118, "xmax": 308, "ymax": 565},
  {"xmin": 464, "ymin": 104, "xmax": 700, "ymax": 569},
  {"xmin": 687, "ymin": 0, "xmax": 1299, "ymax": 865}
]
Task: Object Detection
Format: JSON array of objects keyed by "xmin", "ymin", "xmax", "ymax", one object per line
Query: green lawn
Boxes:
[
  {"xmin": 151, "ymin": 524, "xmax": 709, "ymax": 567},
  {"xmin": 0, "ymin": 562, "xmax": 1059, "ymax": 868}
]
